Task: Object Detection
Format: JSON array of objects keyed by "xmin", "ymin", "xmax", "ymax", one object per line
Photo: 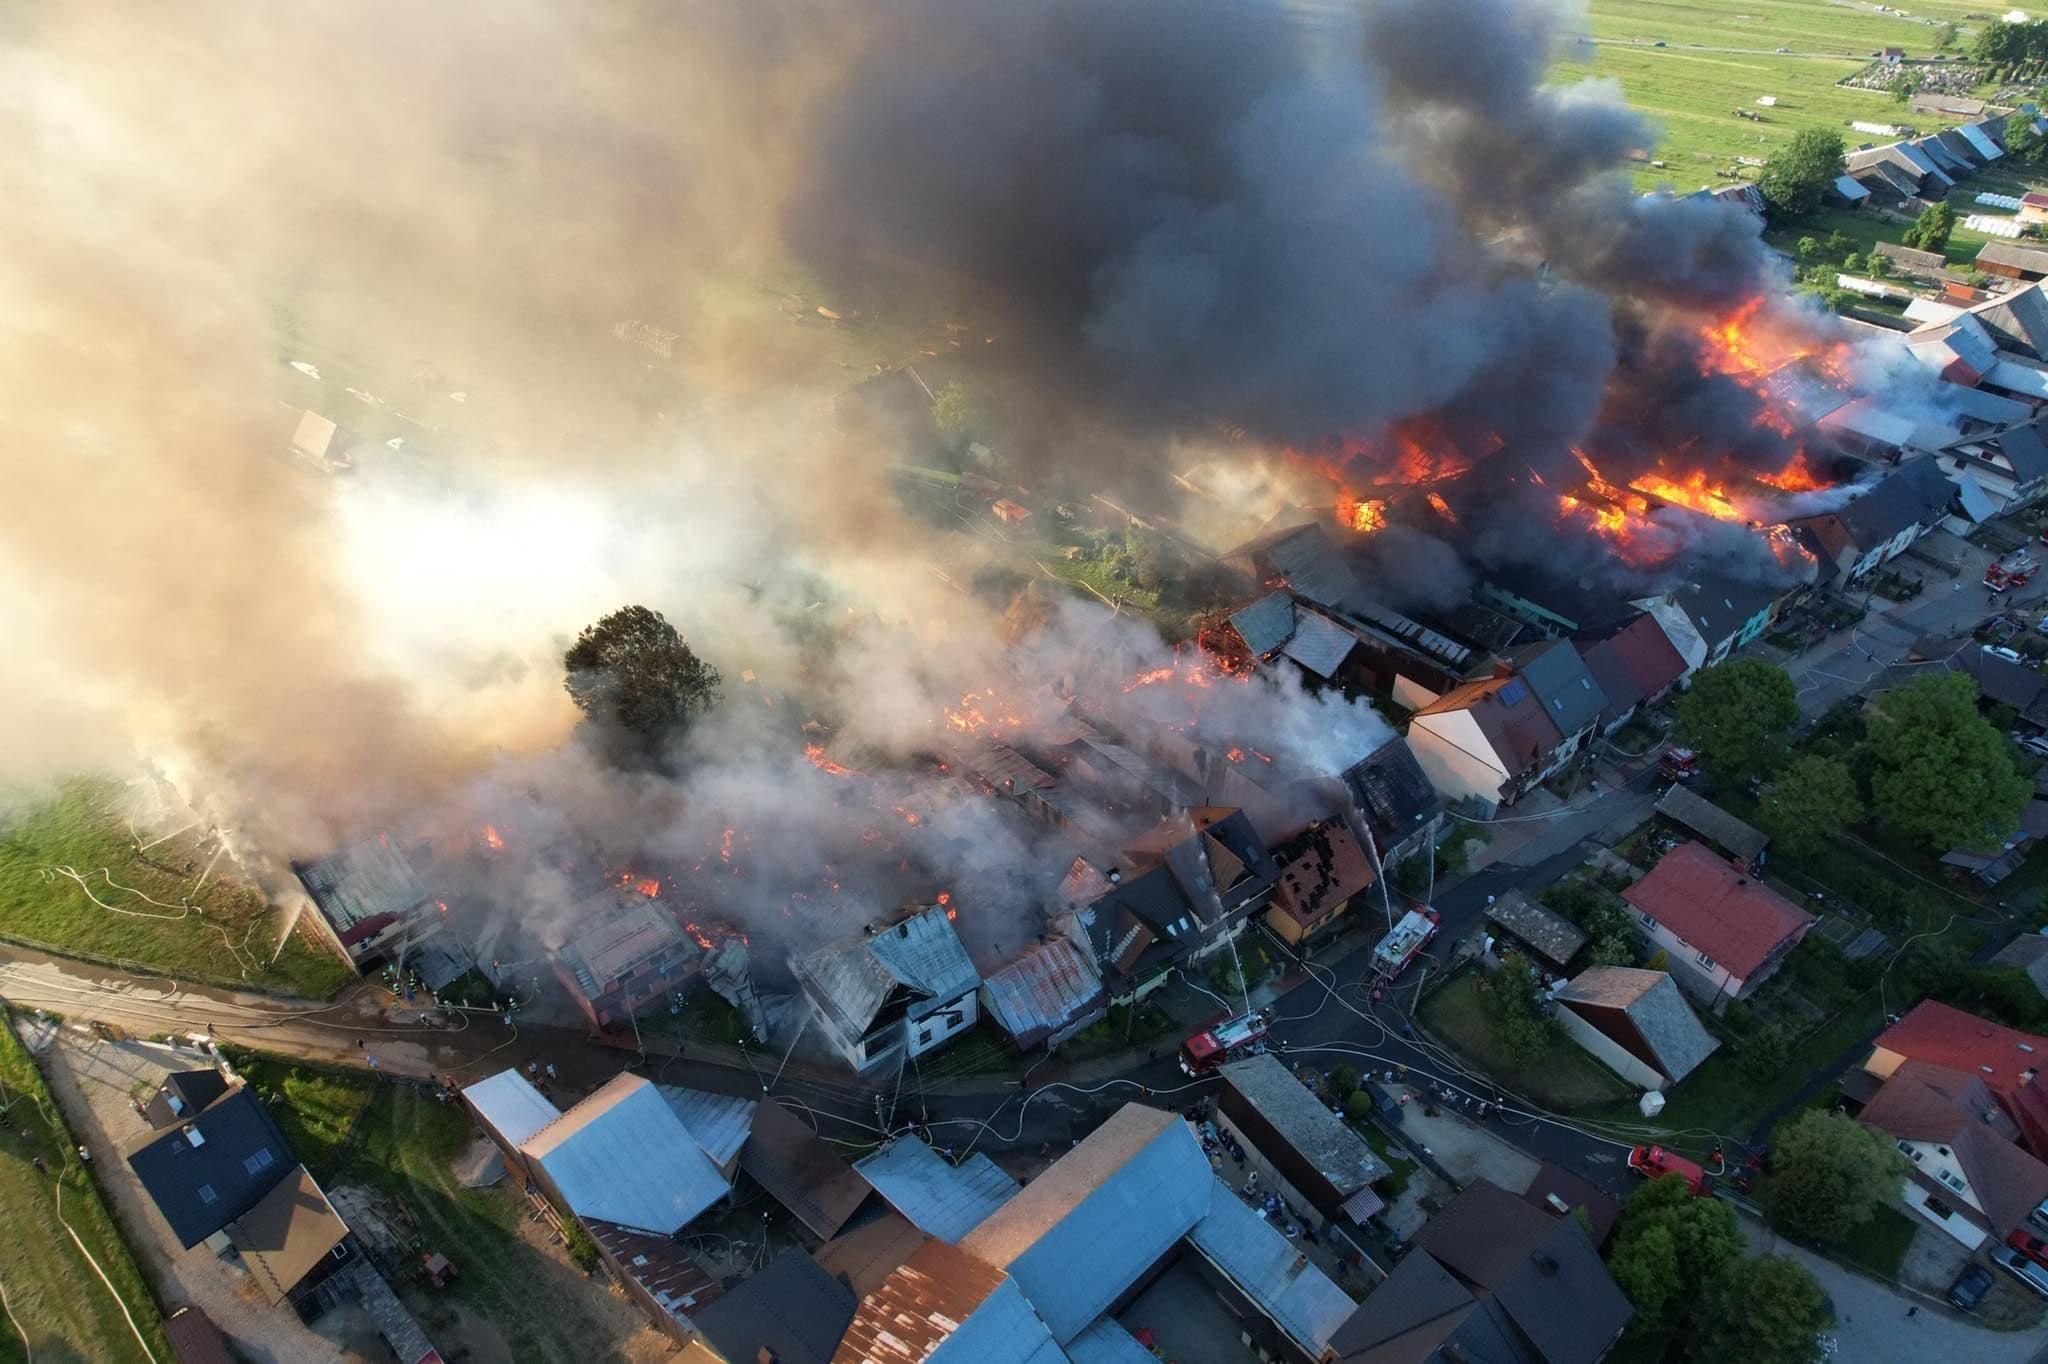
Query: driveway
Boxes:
[{"xmin": 1743, "ymin": 1220, "xmax": 2048, "ymax": 1364}]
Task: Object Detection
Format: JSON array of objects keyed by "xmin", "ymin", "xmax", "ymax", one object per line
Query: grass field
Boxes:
[
  {"xmin": 0, "ymin": 779, "xmax": 354, "ymax": 999},
  {"xmin": 345, "ymin": 1084, "xmax": 636, "ymax": 1364},
  {"xmin": 1420, "ymin": 975, "xmax": 1632, "ymax": 1111},
  {"xmin": 0, "ymin": 1008, "xmax": 166, "ymax": 1364},
  {"xmin": 1577, "ymin": 0, "xmax": 2002, "ymax": 192},
  {"xmin": 223, "ymin": 1050, "xmax": 376, "ymax": 1182}
]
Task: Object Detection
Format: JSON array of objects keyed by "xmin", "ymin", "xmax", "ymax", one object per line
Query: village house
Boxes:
[
  {"xmin": 1930, "ymin": 415, "xmax": 2048, "ymax": 524},
  {"xmin": 1856, "ymin": 1000, "xmax": 2048, "ymax": 1158},
  {"xmin": 1787, "ymin": 457, "xmax": 1956, "ymax": 585},
  {"xmin": 1906, "ymin": 284, "xmax": 2048, "ymax": 403},
  {"xmin": 792, "ymin": 904, "xmax": 982, "ymax": 1072},
  {"xmin": 1987, "ymin": 933, "xmax": 2048, "ymax": 1002},
  {"xmin": 1264, "ymin": 819, "xmax": 1379, "ymax": 951},
  {"xmin": 1213, "ymin": 1055, "xmax": 1390, "ymax": 1231},
  {"xmin": 1505, "ymin": 638, "xmax": 1607, "ymax": 773},
  {"xmin": 1332, "ymin": 736, "xmax": 1448, "ymax": 871},
  {"xmin": 1977, "ymin": 241, "xmax": 2048, "ymax": 283},
  {"xmin": 1326, "ymin": 1179, "xmax": 1632, "ymax": 1364},
  {"xmin": 978, "ymin": 934, "xmax": 1108, "ymax": 1051},
  {"xmin": 1579, "ymin": 612, "xmax": 1689, "ymax": 734},
  {"xmin": 1855, "ymin": 1059, "xmax": 2048, "ymax": 1251},
  {"xmin": 1621, "ymin": 842, "xmax": 1815, "ymax": 1012},
  {"xmin": 294, "ymin": 834, "xmax": 469, "ymax": 990},
  {"xmin": 1553, "ymin": 967, "xmax": 1721, "ymax": 1091},
  {"xmin": 1404, "ymin": 670, "xmax": 1565, "ymax": 812},
  {"xmin": 550, "ymin": 883, "xmax": 704, "ymax": 1032},
  {"xmin": 2023, "ymin": 191, "xmax": 2048, "ymax": 227}
]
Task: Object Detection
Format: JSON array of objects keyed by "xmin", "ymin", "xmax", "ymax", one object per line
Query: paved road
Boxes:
[{"xmin": 1745, "ymin": 1220, "xmax": 2048, "ymax": 1364}]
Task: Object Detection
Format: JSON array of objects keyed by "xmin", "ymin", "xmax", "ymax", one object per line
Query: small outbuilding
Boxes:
[{"xmin": 1484, "ymin": 890, "xmax": 1588, "ymax": 972}]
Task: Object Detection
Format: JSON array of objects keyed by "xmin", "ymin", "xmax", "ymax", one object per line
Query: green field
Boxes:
[
  {"xmin": 1420, "ymin": 975, "xmax": 1633, "ymax": 1111},
  {"xmin": 346, "ymin": 1084, "xmax": 636, "ymax": 1363},
  {"xmin": 1577, "ymin": 0, "xmax": 2003, "ymax": 192},
  {"xmin": 0, "ymin": 779, "xmax": 355, "ymax": 999},
  {"xmin": 0, "ymin": 1006, "xmax": 166, "ymax": 1363},
  {"xmin": 223, "ymin": 1049, "xmax": 376, "ymax": 1182}
]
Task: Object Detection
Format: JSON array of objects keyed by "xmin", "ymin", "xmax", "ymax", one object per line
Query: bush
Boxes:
[
  {"xmin": 562, "ymin": 1222, "xmax": 600, "ymax": 1273},
  {"xmin": 1740, "ymin": 1027, "xmax": 1791, "ymax": 1083},
  {"xmin": 1330, "ymin": 1064, "xmax": 1359, "ymax": 1099},
  {"xmin": 1346, "ymin": 1090, "xmax": 1373, "ymax": 1120}
]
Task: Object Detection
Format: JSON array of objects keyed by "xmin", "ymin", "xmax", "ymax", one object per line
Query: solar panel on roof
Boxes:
[{"xmin": 1498, "ymin": 679, "xmax": 1529, "ymax": 706}]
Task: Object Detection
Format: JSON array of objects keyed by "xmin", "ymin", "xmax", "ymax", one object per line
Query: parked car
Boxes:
[
  {"xmin": 1949, "ymin": 1264, "xmax": 1995, "ymax": 1310},
  {"xmin": 2017, "ymin": 734, "xmax": 2048, "ymax": 761},
  {"xmin": 1359, "ymin": 1080, "xmax": 1402, "ymax": 1124},
  {"xmin": 1994, "ymin": 1244, "xmax": 2048, "ymax": 1298}
]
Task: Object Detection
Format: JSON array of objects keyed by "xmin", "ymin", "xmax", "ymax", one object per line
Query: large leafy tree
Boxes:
[
  {"xmin": 1756, "ymin": 754, "xmax": 1862, "ymax": 859},
  {"xmin": 1674, "ymin": 660, "xmax": 1799, "ymax": 780},
  {"xmin": 1901, "ymin": 200, "xmax": 1956, "ymax": 253},
  {"xmin": 931, "ymin": 381, "xmax": 985, "ymax": 447},
  {"xmin": 1761, "ymin": 1110, "xmax": 1909, "ymax": 1245},
  {"xmin": 1692, "ymin": 1255, "xmax": 1829, "ymax": 1364},
  {"xmin": 1862, "ymin": 673, "xmax": 2029, "ymax": 851},
  {"xmin": 1758, "ymin": 128, "xmax": 1845, "ymax": 219},
  {"xmin": 1483, "ymin": 955, "xmax": 1552, "ymax": 1064},
  {"xmin": 564, "ymin": 606, "xmax": 722, "ymax": 753},
  {"xmin": 1607, "ymin": 1175, "xmax": 1745, "ymax": 1332},
  {"xmin": 1973, "ymin": 18, "xmax": 2024, "ymax": 65}
]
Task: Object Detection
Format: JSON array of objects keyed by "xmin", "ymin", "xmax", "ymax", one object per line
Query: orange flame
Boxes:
[
  {"xmin": 1756, "ymin": 454, "xmax": 1825, "ymax": 493},
  {"xmin": 718, "ymin": 829, "xmax": 734, "ymax": 864},
  {"xmin": 1336, "ymin": 490, "xmax": 1386, "ymax": 533},
  {"xmin": 479, "ymin": 825, "xmax": 504, "ymax": 851},
  {"xmin": 1631, "ymin": 469, "xmax": 1740, "ymax": 521},
  {"xmin": 616, "ymin": 873, "xmax": 661, "ymax": 897},
  {"xmin": 804, "ymin": 743, "xmax": 854, "ymax": 777}
]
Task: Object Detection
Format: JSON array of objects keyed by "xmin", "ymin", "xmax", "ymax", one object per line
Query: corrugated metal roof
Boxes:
[
  {"xmin": 1832, "ymin": 174, "xmax": 1870, "ymax": 202},
  {"xmin": 870, "ymin": 907, "xmax": 980, "ymax": 1018},
  {"xmin": 1280, "ymin": 609, "xmax": 1358, "ymax": 679},
  {"xmin": 1228, "ymin": 592, "xmax": 1297, "ymax": 657},
  {"xmin": 296, "ymin": 836, "xmax": 428, "ymax": 932},
  {"xmin": 741, "ymin": 1099, "xmax": 875, "ymax": 1242},
  {"xmin": 832, "ymin": 1240, "xmax": 1054, "ymax": 1364},
  {"xmin": 463, "ymin": 1070, "xmax": 561, "ymax": 1150},
  {"xmin": 960, "ymin": 1106, "xmax": 1212, "ymax": 1344},
  {"xmin": 520, "ymin": 1074, "xmax": 729, "ymax": 1235},
  {"xmin": 1961, "ymin": 121, "xmax": 2005, "ymax": 160},
  {"xmin": 1064, "ymin": 1318, "xmax": 1157, "ymax": 1364},
  {"xmin": 1186, "ymin": 1185, "xmax": 1357, "ymax": 1356},
  {"xmin": 980, "ymin": 938, "xmax": 1106, "ymax": 1048},
  {"xmin": 855, "ymin": 1136, "xmax": 1018, "ymax": 1244},
  {"xmin": 657, "ymin": 1086, "xmax": 756, "ymax": 1167},
  {"xmin": 1339, "ymin": 1185, "xmax": 1385, "ymax": 1222},
  {"xmin": 1218, "ymin": 1055, "xmax": 1388, "ymax": 1195}
]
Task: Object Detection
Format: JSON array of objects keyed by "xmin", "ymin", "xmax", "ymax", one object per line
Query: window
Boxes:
[
  {"xmin": 1638, "ymin": 912, "xmax": 1658, "ymax": 931},
  {"xmin": 1694, "ymin": 950, "xmax": 1716, "ymax": 970},
  {"xmin": 197, "ymin": 1184, "xmax": 217, "ymax": 1205},
  {"xmin": 1925, "ymin": 1196, "xmax": 1954, "ymax": 1221},
  {"xmin": 243, "ymin": 1148, "xmax": 276, "ymax": 1176},
  {"xmin": 917, "ymin": 1028, "xmax": 932, "ymax": 1046},
  {"xmin": 1937, "ymin": 1168, "xmax": 1968, "ymax": 1194},
  {"xmin": 329, "ymin": 1242, "xmax": 351, "ymax": 1262}
]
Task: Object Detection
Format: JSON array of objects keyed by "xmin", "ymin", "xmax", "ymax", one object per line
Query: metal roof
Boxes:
[
  {"xmin": 555, "ymin": 886, "xmax": 695, "ymax": 1000},
  {"xmin": 1065, "ymin": 1318, "xmax": 1157, "ymax": 1364},
  {"xmin": 741, "ymin": 1099, "xmax": 876, "ymax": 1242},
  {"xmin": 832, "ymin": 1240, "xmax": 1061, "ymax": 1364},
  {"xmin": 296, "ymin": 835, "xmax": 428, "ymax": 934},
  {"xmin": 980, "ymin": 938, "xmax": 1107, "ymax": 1049},
  {"xmin": 856, "ymin": 1136, "xmax": 1019, "ymax": 1244},
  {"xmin": 1218, "ymin": 1055, "xmax": 1387, "ymax": 1195},
  {"xmin": 1186, "ymin": 1185, "xmax": 1357, "ymax": 1356},
  {"xmin": 519, "ymin": 1074, "xmax": 729, "ymax": 1236},
  {"xmin": 657, "ymin": 1085, "xmax": 756, "ymax": 1167},
  {"xmin": 959, "ymin": 1106, "xmax": 1212, "ymax": 1344},
  {"xmin": 1832, "ymin": 174, "xmax": 1870, "ymax": 202},
  {"xmin": 688, "ymin": 1247, "xmax": 855, "ymax": 1364},
  {"xmin": 1509, "ymin": 639, "xmax": 1607, "ymax": 738},
  {"xmin": 463, "ymin": 1070, "xmax": 562, "ymax": 1150},
  {"xmin": 1228, "ymin": 591, "xmax": 1297, "ymax": 657},
  {"xmin": 796, "ymin": 906, "xmax": 980, "ymax": 1035},
  {"xmin": 1280, "ymin": 608, "xmax": 1359, "ymax": 679},
  {"xmin": 1961, "ymin": 121, "xmax": 2005, "ymax": 160}
]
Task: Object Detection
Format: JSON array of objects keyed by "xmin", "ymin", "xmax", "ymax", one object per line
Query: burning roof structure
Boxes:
[{"xmin": 792, "ymin": 904, "xmax": 981, "ymax": 1072}]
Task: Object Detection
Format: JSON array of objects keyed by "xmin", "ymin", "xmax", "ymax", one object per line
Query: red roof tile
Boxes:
[
  {"xmin": 1621, "ymin": 842, "xmax": 1814, "ymax": 979},
  {"xmin": 1874, "ymin": 1001, "xmax": 2048, "ymax": 1097},
  {"xmin": 1581, "ymin": 616, "xmax": 1687, "ymax": 716}
]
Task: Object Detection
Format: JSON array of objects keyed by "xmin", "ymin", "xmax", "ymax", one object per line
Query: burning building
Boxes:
[
  {"xmin": 550, "ymin": 884, "xmax": 704, "ymax": 1032},
  {"xmin": 791, "ymin": 904, "xmax": 981, "ymax": 1072},
  {"xmin": 294, "ymin": 835, "xmax": 471, "ymax": 991}
]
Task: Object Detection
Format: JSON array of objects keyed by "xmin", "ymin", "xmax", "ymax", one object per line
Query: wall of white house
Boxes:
[
  {"xmin": 1407, "ymin": 712, "xmax": 1508, "ymax": 810},
  {"xmin": 1900, "ymin": 1177, "xmax": 1989, "ymax": 1250},
  {"xmin": 907, "ymin": 990, "xmax": 978, "ymax": 1059},
  {"xmin": 1636, "ymin": 915, "xmax": 1744, "ymax": 1012}
]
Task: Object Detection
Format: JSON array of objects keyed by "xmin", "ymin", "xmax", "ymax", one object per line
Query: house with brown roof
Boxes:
[
  {"xmin": 1979, "ymin": 241, "xmax": 2048, "ymax": 283},
  {"xmin": 1580, "ymin": 614, "xmax": 1688, "ymax": 734},
  {"xmin": 1856, "ymin": 1059, "xmax": 2048, "ymax": 1251},
  {"xmin": 1264, "ymin": 820, "xmax": 1378, "ymax": 949},
  {"xmin": 1621, "ymin": 842, "xmax": 1815, "ymax": 1013},
  {"xmin": 1860, "ymin": 999, "xmax": 2048, "ymax": 1158},
  {"xmin": 1405, "ymin": 671, "xmax": 1567, "ymax": 812}
]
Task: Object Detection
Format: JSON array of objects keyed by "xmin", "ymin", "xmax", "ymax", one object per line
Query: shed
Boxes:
[
  {"xmin": 1554, "ymin": 967, "xmax": 1721, "ymax": 1087},
  {"xmin": 1215, "ymin": 1054, "xmax": 1389, "ymax": 1220},
  {"xmin": 518, "ymin": 1074, "xmax": 729, "ymax": 1237},
  {"xmin": 854, "ymin": 1134, "xmax": 1018, "ymax": 1244},
  {"xmin": 980, "ymin": 936, "xmax": 1107, "ymax": 1050},
  {"xmin": 1654, "ymin": 783, "xmax": 1769, "ymax": 864},
  {"xmin": 737, "ymin": 1097, "xmax": 873, "ymax": 1242},
  {"xmin": 1484, "ymin": 890, "xmax": 1588, "ymax": 972}
]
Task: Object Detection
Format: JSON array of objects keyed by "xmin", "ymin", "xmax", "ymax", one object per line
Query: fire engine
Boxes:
[
  {"xmin": 1371, "ymin": 907, "xmax": 1440, "ymax": 980},
  {"xmin": 1986, "ymin": 549, "xmax": 2036, "ymax": 594},
  {"xmin": 1627, "ymin": 1144, "xmax": 1713, "ymax": 1196},
  {"xmin": 1656, "ymin": 747, "xmax": 1699, "ymax": 783},
  {"xmin": 1177, "ymin": 1010, "xmax": 1271, "ymax": 1076}
]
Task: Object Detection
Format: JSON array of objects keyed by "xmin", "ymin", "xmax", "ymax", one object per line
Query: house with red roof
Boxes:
[
  {"xmin": 1855, "ymin": 1058, "xmax": 2048, "ymax": 1250},
  {"xmin": 1863, "ymin": 1000, "xmax": 2048, "ymax": 1160},
  {"xmin": 1621, "ymin": 842, "xmax": 1815, "ymax": 1013},
  {"xmin": 1580, "ymin": 615, "xmax": 1688, "ymax": 735}
]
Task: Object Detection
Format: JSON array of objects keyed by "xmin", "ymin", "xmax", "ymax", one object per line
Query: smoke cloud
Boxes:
[{"xmin": 0, "ymin": 0, "xmax": 1826, "ymax": 981}]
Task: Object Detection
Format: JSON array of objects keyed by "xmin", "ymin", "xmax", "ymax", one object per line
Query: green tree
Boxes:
[
  {"xmin": 1759, "ymin": 128, "xmax": 1846, "ymax": 219},
  {"xmin": 1795, "ymin": 236, "xmax": 1819, "ymax": 260},
  {"xmin": 564, "ymin": 605, "xmax": 722, "ymax": 755},
  {"xmin": 931, "ymin": 381, "xmax": 984, "ymax": 446},
  {"xmin": 1740, "ymin": 1026, "xmax": 1791, "ymax": 1083},
  {"xmin": 1125, "ymin": 524, "xmax": 1180, "ymax": 591},
  {"xmin": 1825, "ymin": 230, "xmax": 1853, "ymax": 258},
  {"xmin": 1760, "ymin": 1110, "xmax": 1909, "ymax": 1245},
  {"xmin": 1484, "ymin": 956, "xmax": 1551, "ymax": 1064},
  {"xmin": 2009, "ymin": 116, "xmax": 2048, "ymax": 165},
  {"xmin": 1329, "ymin": 1064, "xmax": 1359, "ymax": 1099},
  {"xmin": 1756, "ymin": 755, "xmax": 1863, "ymax": 859},
  {"xmin": 1691, "ymin": 1254, "xmax": 1829, "ymax": 1364},
  {"xmin": 1608, "ymin": 1175, "xmax": 1745, "ymax": 1331},
  {"xmin": 1865, "ymin": 250, "xmax": 1891, "ymax": 279},
  {"xmin": 1674, "ymin": 660, "xmax": 1800, "ymax": 780},
  {"xmin": 1974, "ymin": 19, "xmax": 2024, "ymax": 66},
  {"xmin": 1902, "ymin": 200, "xmax": 1956, "ymax": 253},
  {"xmin": 1841, "ymin": 252, "xmax": 1862, "ymax": 274},
  {"xmin": 1862, "ymin": 672, "xmax": 2030, "ymax": 851}
]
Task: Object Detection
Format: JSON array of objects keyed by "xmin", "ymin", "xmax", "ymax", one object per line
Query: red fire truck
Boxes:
[
  {"xmin": 1986, "ymin": 549, "xmax": 2036, "ymax": 594},
  {"xmin": 1177, "ymin": 1010, "xmax": 1271, "ymax": 1076},
  {"xmin": 1371, "ymin": 907, "xmax": 1440, "ymax": 980},
  {"xmin": 1628, "ymin": 1144, "xmax": 1713, "ymax": 1196},
  {"xmin": 1657, "ymin": 747, "xmax": 1699, "ymax": 783}
]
